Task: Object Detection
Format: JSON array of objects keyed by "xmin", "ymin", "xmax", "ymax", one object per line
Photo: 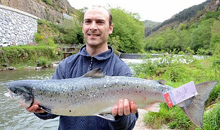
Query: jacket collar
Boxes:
[{"xmin": 79, "ymin": 45, "xmax": 114, "ymax": 60}]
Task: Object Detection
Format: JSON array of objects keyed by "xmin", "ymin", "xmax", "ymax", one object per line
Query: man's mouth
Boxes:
[{"xmin": 88, "ymin": 34, "xmax": 101, "ymax": 37}]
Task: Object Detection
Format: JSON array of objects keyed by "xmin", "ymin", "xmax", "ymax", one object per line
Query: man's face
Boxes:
[{"xmin": 82, "ymin": 7, "xmax": 113, "ymax": 47}]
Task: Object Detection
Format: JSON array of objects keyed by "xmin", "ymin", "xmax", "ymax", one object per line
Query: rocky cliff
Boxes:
[{"xmin": 0, "ymin": 0, "xmax": 80, "ymax": 23}]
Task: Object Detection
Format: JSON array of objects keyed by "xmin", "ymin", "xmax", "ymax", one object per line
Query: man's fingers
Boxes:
[
  {"xmin": 123, "ymin": 99, "xmax": 130, "ymax": 115},
  {"xmin": 112, "ymin": 105, "xmax": 118, "ymax": 116},
  {"xmin": 26, "ymin": 104, "xmax": 45, "ymax": 113},
  {"xmin": 118, "ymin": 99, "xmax": 124, "ymax": 116},
  {"xmin": 130, "ymin": 101, "xmax": 137, "ymax": 114},
  {"xmin": 112, "ymin": 99, "xmax": 137, "ymax": 117}
]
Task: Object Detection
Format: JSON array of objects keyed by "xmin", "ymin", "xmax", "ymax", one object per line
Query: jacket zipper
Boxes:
[{"xmin": 89, "ymin": 57, "xmax": 93, "ymax": 70}]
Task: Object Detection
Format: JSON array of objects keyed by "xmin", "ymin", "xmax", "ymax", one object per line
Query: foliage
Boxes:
[
  {"xmin": 110, "ymin": 8, "xmax": 145, "ymax": 53},
  {"xmin": 197, "ymin": 103, "xmax": 220, "ymax": 130},
  {"xmin": 56, "ymin": 19, "xmax": 83, "ymax": 45},
  {"xmin": 144, "ymin": 10, "xmax": 220, "ymax": 55},
  {"xmin": 146, "ymin": 1, "xmax": 208, "ymax": 36},
  {"xmin": 34, "ymin": 33, "xmax": 44, "ymax": 43},
  {"xmin": 42, "ymin": 0, "xmax": 53, "ymax": 6},
  {"xmin": 37, "ymin": 19, "xmax": 84, "ymax": 45},
  {"xmin": 144, "ymin": 104, "xmax": 192, "ymax": 129},
  {"xmin": 0, "ymin": 45, "xmax": 61, "ymax": 68}
]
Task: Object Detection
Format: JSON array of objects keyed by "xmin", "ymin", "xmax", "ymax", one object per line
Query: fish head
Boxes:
[{"xmin": 5, "ymin": 80, "xmax": 34, "ymax": 108}]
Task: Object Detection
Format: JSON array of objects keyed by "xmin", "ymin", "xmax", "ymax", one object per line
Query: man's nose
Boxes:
[{"xmin": 90, "ymin": 21, "xmax": 97, "ymax": 30}]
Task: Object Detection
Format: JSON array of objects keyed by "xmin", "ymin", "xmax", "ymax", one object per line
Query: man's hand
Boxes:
[
  {"xmin": 112, "ymin": 99, "xmax": 137, "ymax": 116},
  {"xmin": 26, "ymin": 104, "xmax": 46, "ymax": 113},
  {"xmin": 19, "ymin": 102, "xmax": 45, "ymax": 113}
]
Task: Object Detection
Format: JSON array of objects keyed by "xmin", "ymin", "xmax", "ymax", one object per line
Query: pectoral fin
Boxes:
[
  {"xmin": 82, "ymin": 68, "xmax": 104, "ymax": 78},
  {"xmin": 96, "ymin": 113, "xmax": 115, "ymax": 121},
  {"xmin": 39, "ymin": 105, "xmax": 51, "ymax": 113}
]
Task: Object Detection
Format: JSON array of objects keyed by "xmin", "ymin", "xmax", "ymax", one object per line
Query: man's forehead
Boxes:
[{"xmin": 84, "ymin": 7, "xmax": 109, "ymax": 20}]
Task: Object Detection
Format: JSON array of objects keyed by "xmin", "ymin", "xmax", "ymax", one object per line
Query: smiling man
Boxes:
[
  {"xmin": 26, "ymin": 5, "xmax": 138, "ymax": 130},
  {"xmin": 82, "ymin": 6, "xmax": 113, "ymax": 56}
]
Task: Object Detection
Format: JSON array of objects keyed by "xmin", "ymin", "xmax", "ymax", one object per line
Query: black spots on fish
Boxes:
[
  {"xmin": 136, "ymin": 85, "xmax": 139, "ymax": 89},
  {"xmin": 69, "ymin": 110, "xmax": 71, "ymax": 113},
  {"xmin": 135, "ymin": 90, "xmax": 142, "ymax": 93},
  {"xmin": 67, "ymin": 93, "xmax": 73, "ymax": 98}
]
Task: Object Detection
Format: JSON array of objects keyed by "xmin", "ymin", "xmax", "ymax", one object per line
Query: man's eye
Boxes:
[
  {"xmin": 84, "ymin": 20, "xmax": 91, "ymax": 24},
  {"xmin": 97, "ymin": 21, "xmax": 105, "ymax": 25}
]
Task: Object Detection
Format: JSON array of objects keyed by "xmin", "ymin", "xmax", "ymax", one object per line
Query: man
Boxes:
[{"xmin": 26, "ymin": 5, "xmax": 138, "ymax": 130}]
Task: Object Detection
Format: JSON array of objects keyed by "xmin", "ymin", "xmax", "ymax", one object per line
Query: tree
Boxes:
[{"xmin": 110, "ymin": 8, "xmax": 145, "ymax": 53}]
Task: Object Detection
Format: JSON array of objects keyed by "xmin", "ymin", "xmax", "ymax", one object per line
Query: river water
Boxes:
[{"xmin": 0, "ymin": 68, "xmax": 59, "ymax": 130}]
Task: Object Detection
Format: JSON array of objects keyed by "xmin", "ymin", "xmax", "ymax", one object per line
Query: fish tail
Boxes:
[{"xmin": 180, "ymin": 81, "xmax": 218, "ymax": 128}]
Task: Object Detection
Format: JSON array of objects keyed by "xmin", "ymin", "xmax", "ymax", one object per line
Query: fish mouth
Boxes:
[{"xmin": 4, "ymin": 91, "xmax": 14, "ymax": 99}]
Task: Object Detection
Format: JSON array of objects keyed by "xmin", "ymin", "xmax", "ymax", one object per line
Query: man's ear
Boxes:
[{"xmin": 109, "ymin": 24, "xmax": 113, "ymax": 34}]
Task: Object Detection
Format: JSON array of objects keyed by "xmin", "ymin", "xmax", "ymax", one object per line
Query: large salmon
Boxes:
[{"xmin": 4, "ymin": 68, "xmax": 218, "ymax": 128}]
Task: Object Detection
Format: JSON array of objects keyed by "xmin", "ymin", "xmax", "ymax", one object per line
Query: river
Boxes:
[{"xmin": 0, "ymin": 68, "xmax": 59, "ymax": 130}]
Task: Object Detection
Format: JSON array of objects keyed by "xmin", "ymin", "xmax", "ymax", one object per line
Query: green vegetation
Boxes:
[
  {"xmin": 146, "ymin": 1, "xmax": 208, "ymax": 36},
  {"xmin": 145, "ymin": 10, "xmax": 220, "ymax": 55},
  {"xmin": 110, "ymin": 8, "xmax": 145, "ymax": 53},
  {"xmin": 0, "ymin": 45, "xmax": 62, "ymax": 69},
  {"xmin": 132, "ymin": 54, "xmax": 220, "ymax": 129},
  {"xmin": 42, "ymin": 0, "xmax": 53, "ymax": 6}
]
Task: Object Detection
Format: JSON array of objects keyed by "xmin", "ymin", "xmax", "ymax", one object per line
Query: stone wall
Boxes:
[{"xmin": 0, "ymin": 4, "xmax": 38, "ymax": 45}]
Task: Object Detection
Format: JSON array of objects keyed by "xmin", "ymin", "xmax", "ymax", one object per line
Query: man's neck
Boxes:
[{"xmin": 86, "ymin": 43, "xmax": 108, "ymax": 57}]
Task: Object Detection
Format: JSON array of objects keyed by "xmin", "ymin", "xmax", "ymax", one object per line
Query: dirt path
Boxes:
[
  {"xmin": 133, "ymin": 109, "xmax": 170, "ymax": 130},
  {"xmin": 133, "ymin": 109, "xmax": 150, "ymax": 130}
]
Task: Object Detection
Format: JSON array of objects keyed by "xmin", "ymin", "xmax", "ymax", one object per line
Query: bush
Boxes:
[
  {"xmin": 34, "ymin": 33, "xmax": 44, "ymax": 43},
  {"xmin": 0, "ymin": 45, "xmax": 61, "ymax": 68},
  {"xmin": 42, "ymin": 0, "xmax": 53, "ymax": 6}
]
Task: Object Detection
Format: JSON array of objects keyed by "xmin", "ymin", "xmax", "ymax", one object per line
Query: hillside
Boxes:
[
  {"xmin": 0, "ymin": 0, "xmax": 81, "ymax": 23},
  {"xmin": 145, "ymin": 0, "xmax": 219, "ymax": 37},
  {"xmin": 144, "ymin": 20, "xmax": 161, "ymax": 37}
]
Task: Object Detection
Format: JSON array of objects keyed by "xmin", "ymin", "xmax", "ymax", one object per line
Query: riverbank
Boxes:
[{"xmin": 0, "ymin": 61, "xmax": 59, "ymax": 71}]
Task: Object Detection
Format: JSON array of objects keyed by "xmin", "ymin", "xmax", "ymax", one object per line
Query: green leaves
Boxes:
[
  {"xmin": 144, "ymin": 10, "xmax": 220, "ymax": 55},
  {"xmin": 110, "ymin": 8, "xmax": 145, "ymax": 53}
]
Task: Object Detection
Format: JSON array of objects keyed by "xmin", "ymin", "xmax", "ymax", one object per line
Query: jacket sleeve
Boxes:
[
  {"xmin": 108, "ymin": 112, "xmax": 138, "ymax": 130},
  {"xmin": 34, "ymin": 113, "xmax": 58, "ymax": 120}
]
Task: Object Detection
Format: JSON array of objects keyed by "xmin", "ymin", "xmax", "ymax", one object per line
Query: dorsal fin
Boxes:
[
  {"xmin": 156, "ymin": 80, "xmax": 166, "ymax": 85},
  {"xmin": 82, "ymin": 68, "xmax": 104, "ymax": 78}
]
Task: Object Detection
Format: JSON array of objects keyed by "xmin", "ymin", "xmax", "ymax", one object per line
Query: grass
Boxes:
[
  {"xmin": 132, "ymin": 54, "xmax": 220, "ymax": 129},
  {"xmin": 0, "ymin": 45, "xmax": 62, "ymax": 69}
]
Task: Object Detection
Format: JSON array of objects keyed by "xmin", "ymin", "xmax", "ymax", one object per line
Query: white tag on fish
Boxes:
[{"xmin": 164, "ymin": 81, "xmax": 198, "ymax": 108}]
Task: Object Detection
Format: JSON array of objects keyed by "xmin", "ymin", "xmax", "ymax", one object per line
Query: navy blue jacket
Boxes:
[{"xmin": 35, "ymin": 45, "xmax": 138, "ymax": 130}]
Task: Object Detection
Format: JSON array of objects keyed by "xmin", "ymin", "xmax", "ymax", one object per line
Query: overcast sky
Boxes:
[{"xmin": 67, "ymin": 0, "xmax": 207, "ymax": 22}]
